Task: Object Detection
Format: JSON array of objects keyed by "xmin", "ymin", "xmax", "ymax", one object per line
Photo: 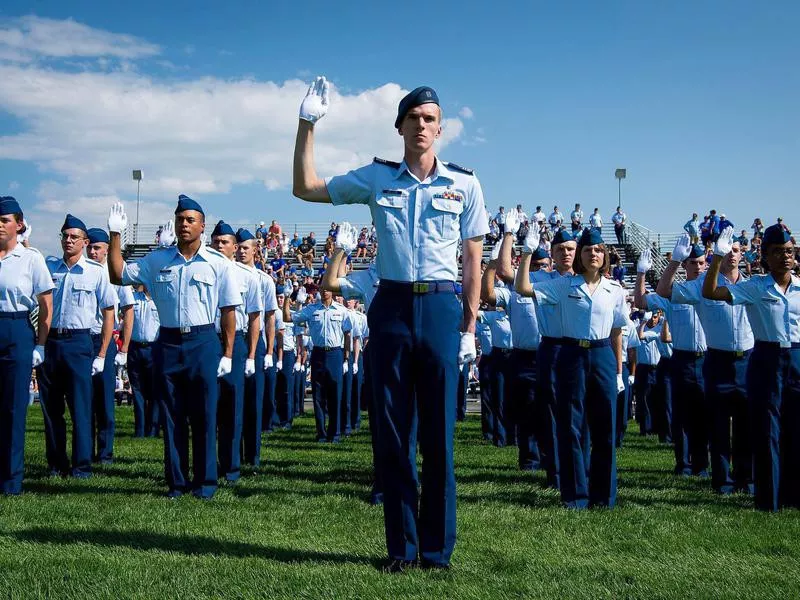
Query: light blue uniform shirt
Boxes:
[
  {"xmin": 534, "ymin": 275, "xmax": 627, "ymax": 340},
  {"xmin": 646, "ymin": 293, "xmax": 707, "ymax": 352},
  {"xmin": 531, "ymin": 269, "xmax": 564, "ymax": 338},
  {"xmin": 637, "ymin": 324, "xmax": 662, "ymax": 366},
  {"xmin": 496, "ymin": 284, "xmax": 540, "ymax": 351},
  {"xmin": 478, "ymin": 310, "xmax": 513, "ymax": 349},
  {"xmin": 277, "ymin": 314, "xmax": 298, "ymax": 352},
  {"xmin": 241, "ymin": 263, "xmax": 278, "ymax": 329},
  {"xmin": 656, "ymin": 337, "xmax": 673, "ymax": 360},
  {"xmin": 476, "ymin": 320, "xmax": 492, "ymax": 356},
  {"xmin": 121, "ymin": 245, "xmax": 242, "ymax": 329},
  {"xmin": 91, "ymin": 272, "xmax": 135, "ymax": 335},
  {"xmin": 0, "ymin": 245, "xmax": 53, "ymax": 312},
  {"xmin": 326, "ymin": 158, "xmax": 489, "ymax": 282},
  {"xmin": 339, "ymin": 264, "xmax": 379, "ymax": 311},
  {"xmin": 130, "ymin": 290, "xmax": 160, "ymax": 343},
  {"xmin": 728, "ymin": 273, "xmax": 800, "ymax": 347},
  {"xmin": 215, "ymin": 261, "xmax": 263, "ymax": 333},
  {"xmin": 621, "ymin": 321, "xmax": 640, "ymax": 364},
  {"xmin": 611, "ymin": 211, "xmax": 626, "ymax": 225},
  {"xmin": 346, "ymin": 308, "xmax": 364, "ymax": 351},
  {"xmin": 47, "ymin": 255, "xmax": 116, "ymax": 330},
  {"xmin": 672, "ymin": 274, "xmax": 754, "ymax": 352},
  {"xmin": 292, "ymin": 301, "xmax": 353, "ymax": 348}
]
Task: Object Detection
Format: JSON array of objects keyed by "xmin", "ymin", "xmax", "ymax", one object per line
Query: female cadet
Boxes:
[
  {"xmin": 0, "ymin": 198, "xmax": 54, "ymax": 494},
  {"xmin": 703, "ymin": 225, "xmax": 800, "ymax": 511},
  {"xmin": 516, "ymin": 226, "xmax": 627, "ymax": 509}
]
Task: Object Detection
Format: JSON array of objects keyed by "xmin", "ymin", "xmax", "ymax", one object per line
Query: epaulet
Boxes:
[
  {"xmin": 608, "ymin": 279, "xmax": 622, "ymax": 288},
  {"xmin": 25, "ymin": 246, "xmax": 43, "ymax": 256},
  {"xmin": 373, "ymin": 157, "xmax": 402, "ymax": 169},
  {"xmin": 234, "ymin": 261, "xmax": 251, "ymax": 272},
  {"xmin": 444, "ymin": 161, "xmax": 474, "ymax": 175},
  {"xmin": 46, "ymin": 255, "xmax": 59, "ymax": 263},
  {"xmin": 85, "ymin": 258, "xmax": 104, "ymax": 268},
  {"xmin": 205, "ymin": 247, "xmax": 227, "ymax": 259}
]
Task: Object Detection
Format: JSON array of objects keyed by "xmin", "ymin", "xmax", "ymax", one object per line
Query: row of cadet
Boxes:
[{"xmin": 0, "ymin": 196, "xmax": 372, "ymax": 500}]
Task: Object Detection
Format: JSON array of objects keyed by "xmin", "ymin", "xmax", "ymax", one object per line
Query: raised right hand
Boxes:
[{"xmin": 299, "ymin": 76, "xmax": 330, "ymax": 124}]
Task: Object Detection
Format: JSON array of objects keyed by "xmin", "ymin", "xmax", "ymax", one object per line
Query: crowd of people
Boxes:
[{"xmin": 1, "ymin": 77, "xmax": 798, "ymax": 574}]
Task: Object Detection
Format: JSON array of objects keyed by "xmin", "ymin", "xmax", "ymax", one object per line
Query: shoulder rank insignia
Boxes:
[
  {"xmin": 373, "ymin": 157, "xmax": 402, "ymax": 169},
  {"xmin": 444, "ymin": 161, "xmax": 474, "ymax": 175}
]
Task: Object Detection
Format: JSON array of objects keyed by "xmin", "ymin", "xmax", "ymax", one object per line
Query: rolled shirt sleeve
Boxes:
[
  {"xmin": 672, "ymin": 278, "xmax": 702, "ymax": 306},
  {"xmin": 460, "ymin": 177, "xmax": 490, "ymax": 240},
  {"xmin": 532, "ymin": 277, "xmax": 568, "ymax": 306},
  {"xmin": 31, "ymin": 252, "xmax": 55, "ymax": 296},
  {"xmin": 117, "ymin": 284, "xmax": 135, "ymax": 308},
  {"xmin": 121, "ymin": 258, "xmax": 148, "ymax": 288},
  {"xmin": 218, "ymin": 262, "xmax": 243, "ymax": 309},
  {"xmin": 727, "ymin": 277, "xmax": 760, "ymax": 306}
]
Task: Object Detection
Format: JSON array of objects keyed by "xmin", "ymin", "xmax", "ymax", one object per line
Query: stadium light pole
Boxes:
[
  {"xmin": 615, "ymin": 168, "xmax": 626, "ymax": 208},
  {"xmin": 132, "ymin": 169, "xmax": 143, "ymax": 244}
]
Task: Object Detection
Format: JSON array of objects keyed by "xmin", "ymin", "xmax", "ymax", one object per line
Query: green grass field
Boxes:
[{"xmin": 1, "ymin": 405, "xmax": 799, "ymax": 599}]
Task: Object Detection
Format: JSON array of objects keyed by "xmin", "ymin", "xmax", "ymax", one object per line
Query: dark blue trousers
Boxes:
[
  {"xmin": 555, "ymin": 342, "xmax": 617, "ymax": 509},
  {"xmin": 634, "ymin": 363, "xmax": 657, "ymax": 435},
  {"xmin": 351, "ymin": 352, "xmax": 364, "ymax": 430},
  {"xmin": 91, "ymin": 334, "xmax": 117, "ymax": 462},
  {"xmin": 368, "ymin": 285, "xmax": 459, "ymax": 566},
  {"xmin": 490, "ymin": 347, "xmax": 515, "ymax": 446},
  {"xmin": 478, "ymin": 354, "xmax": 493, "ymax": 440},
  {"xmin": 294, "ymin": 363, "xmax": 306, "ymax": 415},
  {"xmin": 277, "ymin": 349, "xmax": 295, "ymax": 428},
  {"xmin": 747, "ymin": 343, "xmax": 800, "ymax": 511},
  {"xmin": 341, "ymin": 352, "xmax": 354, "ymax": 435},
  {"xmin": 0, "ymin": 313, "xmax": 34, "ymax": 494},
  {"xmin": 38, "ymin": 330, "xmax": 94, "ymax": 477},
  {"xmin": 654, "ymin": 357, "xmax": 673, "ymax": 443},
  {"xmin": 362, "ymin": 346, "xmax": 383, "ymax": 502},
  {"xmin": 242, "ymin": 336, "xmax": 265, "ymax": 466},
  {"xmin": 456, "ymin": 362, "xmax": 469, "ymax": 422},
  {"xmin": 218, "ymin": 332, "xmax": 246, "ymax": 482},
  {"xmin": 511, "ymin": 348, "xmax": 541, "ymax": 471},
  {"xmin": 262, "ymin": 352, "xmax": 278, "ymax": 433},
  {"xmin": 128, "ymin": 341, "xmax": 160, "ymax": 437},
  {"xmin": 154, "ymin": 325, "xmax": 220, "ymax": 498},
  {"xmin": 536, "ymin": 338, "xmax": 561, "ymax": 489},
  {"xmin": 311, "ymin": 347, "xmax": 343, "ymax": 442},
  {"xmin": 616, "ymin": 363, "xmax": 631, "ymax": 447},
  {"xmin": 671, "ymin": 351, "xmax": 706, "ymax": 475}
]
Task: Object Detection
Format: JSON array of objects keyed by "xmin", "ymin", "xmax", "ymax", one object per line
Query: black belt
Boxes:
[
  {"xmin": 0, "ymin": 311, "xmax": 29, "ymax": 320},
  {"xmin": 49, "ymin": 328, "xmax": 90, "ymax": 338},
  {"xmin": 313, "ymin": 346, "xmax": 342, "ymax": 352},
  {"xmin": 562, "ymin": 337, "xmax": 610, "ymax": 349},
  {"xmin": 159, "ymin": 324, "xmax": 215, "ymax": 336},
  {"xmin": 380, "ymin": 280, "xmax": 456, "ymax": 295},
  {"xmin": 673, "ymin": 349, "xmax": 705, "ymax": 358},
  {"xmin": 130, "ymin": 340, "xmax": 154, "ymax": 347},
  {"xmin": 541, "ymin": 336, "xmax": 563, "ymax": 345},
  {"xmin": 513, "ymin": 348, "xmax": 538, "ymax": 356},
  {"xmin": 754, "ymin": 341, "xmax": 800, "ymax": 350},
  {"xmin": 707, "ymin": 347, "xmax": 751, "ymax": 359},
  {"xmin": 492, "ymin": 347, "xmax": 513, "ymax": 356}
]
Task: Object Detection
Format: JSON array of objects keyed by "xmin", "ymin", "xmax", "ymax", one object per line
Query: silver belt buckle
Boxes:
[
  {"xmin": 180, "ymin": 326, "xmax": 192, "ymax": 335},
  {"xmin": 781, "ymin": 341, "xmax": 791, "ymax": 349},
  {"xmin": 57, "ymin": 327, "xmax": 64, "ymax": 335}
]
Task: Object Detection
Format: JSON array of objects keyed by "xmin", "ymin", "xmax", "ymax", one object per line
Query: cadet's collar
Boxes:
[
  {"xmin": 60, "ymin": 254, "xmax": 87, "ymax": 271},
  {"xmin": 394, "ymin": 157, "xmax": 454, "ymax": 183},
  {"xmin": 9, "ymin": 244, "xmax": 25, "ymax": 257}
]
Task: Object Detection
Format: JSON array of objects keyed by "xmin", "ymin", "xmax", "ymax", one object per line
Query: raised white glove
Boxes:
[
  {"xmin": 505, "ymin": 208, "xmax": 521, "ymax": 236},
  {"xmin": 264, "ymin": 354, "xmax": 274, "ymax": 369},
  {"xmin": 296, "ymin": 289, "xmax": 308, "ymax": 304},
  {"xmin": 336, "ymin": 222, "xmax": 357, "ymax": 255},
  {"xmin": 114, "ymin": 352, "xmax": 127, "ymax": 367},
  {"xmin": 671, "ymin": 233, "xmax": 692, "ymax": 262},
  {"xmin": 490, "ymin": 241, "xmax": 501, "ymax": 261},
  {"xmin": 458, "ymin": 333, "xmax": 477, "ymax": 366},
  {"xmin": 522, "ymin": 227, "xmax": 541, "ymax": 254},
  {"xmin": 616, "ymin": 374, "xmax": 625, "ymax": 394},
  {"xmin": 299, "ymin": 76, "xmax": 330, "ymax": 123},
  {"xmin": 91, "ymin": 356, "xmax": 105, "ymax": 376},
  {"xmin": 21, "ymin": 219, "xmax": 32, "ymax": 242},
  {"xmin": 636, "ymin": 248, "xmax": 652, "ymax": 274},
  {"xmin": 276, "ymin": 360, "xmax": 283, "ymax": 371},
  {"xmin": 107, "ymin": 202, "xmax": 128, "ymax": 234},
  {"xmin": 352, "ymin": 362, "xmax": 359, "ymax": 375},
  {"xmin": 343, "ymin": 361, "xmax": 349, "ymax": 374},
  {"xmin": 217, "ymin": 356, "xmax": 232, "ymax": 378},
  {"xmin": 628, "ymin": 375, "xmax": 635, "ymax": 386},
  {"xmin": 32, "ymin": 345, "xmax": 45, "ymax": 368},
  {"xmin": 158, "ymin": 221, "xmax": 176, "ymax": 247},
  {"xmin": 714, "ymin": 226, "xmax": 735, "ymax": 257},
  {"xmin": 244, "ymin": 358, "xmax": 256, "ymax": 377}
]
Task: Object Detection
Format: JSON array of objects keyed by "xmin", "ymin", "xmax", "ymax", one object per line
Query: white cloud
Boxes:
[
  {"xmin": 459, "ymin": 106, "xmax": 474, "ymax": 119},
  {"xmin": 8, "ymin": 181, "xmax": 20, "ymax": 191}
]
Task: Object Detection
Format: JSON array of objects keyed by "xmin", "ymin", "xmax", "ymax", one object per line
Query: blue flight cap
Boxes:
[
  {"xmin": 236, "ymin": 228, "xmax": 255, "ymax": 243},
  {"xmin": 86, "ymin": 228, "xmax": 110, "ymax": 244},
  {"xmin": 61, "ymin": 213, "xmax": 87, "ymax": 234},
  {"xmin": 175, "ymin": 194, "xmax": 204, "ymax": 216},
  {"xmin": 531, "ymin": 247, "xmax": 550, "ymax": 260},
  {"xmin": 211, "ymin": 220, "xmax": 235, "ymax": 238},
  {"xmin": 762, "ymin": 224, "xmax": 792, "ymax": 247},
  {"xmin": 0, "ymin": 196, "xmax": 22, "ymax": 216},
  {"xmin": 395, "ymin": 86, "xmax": 439, "ymax": 129},
  {"xmin": 687, "ymin": 244, "xmax": 706, "ymax": 259},
  {"xmin": 552, "ymin": 229, "xmax": 575, "ymax": 246},
  {"xmin": 577, "ymin": 227, "xmax": 604, "ymax": 247}
]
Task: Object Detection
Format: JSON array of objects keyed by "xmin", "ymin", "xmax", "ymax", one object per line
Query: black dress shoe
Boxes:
[
  {"xmin": 383, "ymin": 559, "xmax": 417, "ymax": 574},
  {"xmin": 419, "ymin": 559, "xmax": 451, "ymax": 571}
]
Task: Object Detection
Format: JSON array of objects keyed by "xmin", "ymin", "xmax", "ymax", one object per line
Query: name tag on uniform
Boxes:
[
  {"xmin": 381, "ymin": 189, "xmax": 406, "ymax": 197},
  {"xmin": 331, "ymin": 314, "xmax": 343, "ymax": 322},
  {"xmin": 568, "ymin": 293, "xmax": 583, "ymax": 299},
  {"xmin": 312, "ymin": 314, "xmax": 322, "ymax": 321},
  {"xmin": 761, "ymin": 295, "xmax": 780, "ymax": 303}
]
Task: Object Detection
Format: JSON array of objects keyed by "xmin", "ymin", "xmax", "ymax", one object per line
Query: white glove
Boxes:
[
  {"xmin": 264, "ymin": 354, "xmax": 274, "ymax": 369},
  {"xmin": 299, "ymin": 76, "xmax": 330, "ymax": 124},
  {"xmin": 458, "ymin": 333, "xmax": 477, "ymax": 366},
  {"xmin": 616, "ymin": 374, "xmax": 625, "ymax": 394},
  {"xmin": 336, "ymin": 222, "xmax": 357, "ymax": 255},
  {"xmin": 21, "ymin": 219, "xmax": 32, "ymax": 242},
  {"xmin": 715, "ymin": 226, "xmax": 735, "ymax": 257},
  {"xmin": 522, "ymin": 227, "xmax": 541, "ymax": 254},
  {"xmin": 244, "ymin": 358, "xmax": 256, "ymax": 377},
  {"xmin": 91, "ymin": 356, "xmax": 105, "ymax": 376},
  {"xmin": 32, "ymin": 345, "xmax": 45, "ymax": 368},
  {"xmin": 671, "ymin": 233, "xmax": 692, "ymax": 262},
  {"xmin": 352, "ymin": 362, "xmax": 359, "ymax": 375},
  {"xmin": 217, "ymin": 356, "xmax": 232, "ymax": 378},
  {"xmin": 107, "ymin": 202, "xmax": 128, "ymax": 234},
  {"xmin": 628, "ymin": 375, "xmax": 635, "ymax": 386},
  {"xmin": 294, "ymin": 361, "xmax": 302, "ymax": 372},
  {"xmin": 276, "ymin": 360, "xmax": 283, "ymax": 371},
  {"xmin": 158, "ymin": 221, "xmax": 176, "ymax": 247},
  {"xmin": 505, "ymin": 208, "xmax": 521, "ymax": 236},
  {"xmin": 343, "ymin": 361, "xmax": 349, "ymax": 374},
  {"xmin": 114, "ymin": 352, "xmax": 127, "ymax": 367},
  {"xmin": 296, "ymin": 289, "xmax": 308, "ymax": 304},
  {"xmin": 636, "ymin": 248, "xmax": 652, "ymax": 274},
  {"xmin": 490, "ymin": 241, "xmax": 501, "ymax": 261}
]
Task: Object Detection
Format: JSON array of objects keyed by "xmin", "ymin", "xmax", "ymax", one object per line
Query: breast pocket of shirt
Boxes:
[
  {"xmin": 190, "ymin": 271, "xmax": 215, "ymax": 303},
  {"xmin": 153, "ymin": 271, "xmax": 177, "ymax": 302},
  {"xmin": 429, "ymin": 195, "xmax": 464, "ymax": 239},
  {"xmin": 71, "ymin": 280, "xmax": 95, "ymax": 308},
  {"xmin": 375, "ymin": 193, "xmax": 408, "ymax": 237}
]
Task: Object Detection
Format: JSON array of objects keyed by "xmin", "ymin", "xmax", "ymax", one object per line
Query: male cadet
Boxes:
[
  {"xmin": 211, "ymin": 221, "xmax": 263, "ymax": 483},
  {"xmin": 475, "ymin": 296, "xmax": 494, "ymax": 441},
  {"xmin": 570, "ymin": 203, "xmax": 584, "ymax": 234},
  {"xmin": 636, "ymin": 239, "xmax": 708, "ymax": 477},
  {"xmin": 38, "ymin": 215, "xmax": 116, "ymax": 478},
  {"xmin": 127, "ymin": 283, "xmax": 161, "ymax": 437},
  {"xmin": 106, "ymin": 198, "xmax": 242, "ymax": 499},
  {"xmin": 668, "ymin": 229, "xmax": 755, "ymax": 494},
  {"xmin": 86, "ymin": 227, "xmax": 134, "ymax": 464},
  {"xmin": 340, "ymin": 297, "xmax": 363, "ymax": 436},
  {"xmin": 292, "ymin": 77, "xmax": 488, "ymax": 570},
  {"xmin": 275, "ymin": 292, "xmax": 298, "ymax": 428},
  {"xmin": 235, "ymin": 227, "xmax": 277, "ymax": 466}
]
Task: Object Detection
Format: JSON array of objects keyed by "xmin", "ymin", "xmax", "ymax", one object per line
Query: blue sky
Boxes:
[{"xmin": 0, "ymin": 1, "xmax": 797, "ymax": 254}]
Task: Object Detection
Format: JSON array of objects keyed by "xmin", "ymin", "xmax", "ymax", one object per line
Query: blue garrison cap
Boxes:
[
  {"xmin": 236, "ymin": 228, "xmax": 255, "ymax": 243},
  {"xmin": 211, "ymin": 220, "xmax": 235, "ymax": 238},
  {"xmin": 175, "ymin": 194, "xmax": 204, "ymax": 216},
  {"xmin": 61, "ymin": 214, "xmax": 87, "ymax": 234},
  {"xmin": 763, "ymin": 224, "xmax": 792, "ymax": 247},
  {"xmin": 0, "ymin": 196, "xmax": 21, "ymax": 216},
  {"xmin": 578, "ymin": 228, "xmax": 605, "ymax": 247},
  {"xmin": 531, "ymin": 247, "xmax": 550, "ymax": 260},
  {"xmin": 552, "ymin": 229, "xmax": 575, "ymax": 246},
  {"xmin": 687, "ymin": 244, "xmax": 706, "ymax": 259},
  {"xmin": 87, "ymin": 228, "xmax": 110, "ymax": 244},
  {"xmin": 395, "ymin": 86, "xmax": 439, "ymax": 129}
]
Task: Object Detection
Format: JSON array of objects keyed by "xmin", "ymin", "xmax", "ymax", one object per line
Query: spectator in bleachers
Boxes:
[
  {"xmin": 570, "ymin": 203, "xmax": 584, "ymax": 234},
  {"xmin": 708, "ymin": 209, "xmax": 721, "ymax": 242},
  {"xmin": 299, "ymin": 258, "xmax": 314, "ymax": 279},
  {"xmin": 611, "ymin": 206, "xmax": 627, "ymax": 244},
  {"xmin": 516, "ymin": 204, "xmax": 528, "ymax": 225},
  {"xmin": 516, "ymin": 217, "xmax": 529, "ymax": 246},
  {"xmin": 735, "ymin": 229, "xmax": 749, "ymax": 248},
  {"xmin": 290, "ymin": 232, "xmax": 302, "ymax": 251},
  {"xmin": 296, "ymin": 235, "xmax": 315, "ymax": 263},
  {"xmin": 589, "ymin": 208, "xmax": 602, "ymax": 231},
  {"xmin": 256, "ymin": 221, "xmax": 268, "ymax": 240},
  {"xmin": 699, "ymin": 215, "xmax": 712, "ymax": 247},
  {"xmin": 684, "ymin": 213, "xmax": 700, "ymax": 244},
  {"xmin": 355, "ymin": 227, "xmax": 369, "ymax": 259},
  {"xmin": 155, "ymin": 225, "xmax": 163, "ymax": 244},
  {"xmin": 495, "ymin": 206, "xmax": 506, "ymax": 235},
  {"xmin": 486, "ymin": 219, "xmax": 500, "ymax": 244},
  {"xmin": 270, "ymin": 246, "xmax": 287, "ymax": 278},
  {"xmin": 328, "ymin": 222, "xmax": 338, "ymax": 239},
  {"xmin": 718, "ymin": 213, "xmax": 734, "ymax": 234},
  {"xmin": 533, "ymin": 206, "xmax": 545, "ymax": 228},
  {"xmin": 549, "ymin": 205, "xmax": 564, "ymax": 230},
  {"xmin": 307, "ymin": 231, "xmax": 317, "ymax": 247},
  {"xmin": 751, "ymin": 217, "xmax": 764, "ymax": 239},
  {"xmin": 268, "ymin": 220, "xmax": 282, "ymax": 243},
  {"xmin": 776, "ymin": 217, "xmax": 791, "ymax": 235}
]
